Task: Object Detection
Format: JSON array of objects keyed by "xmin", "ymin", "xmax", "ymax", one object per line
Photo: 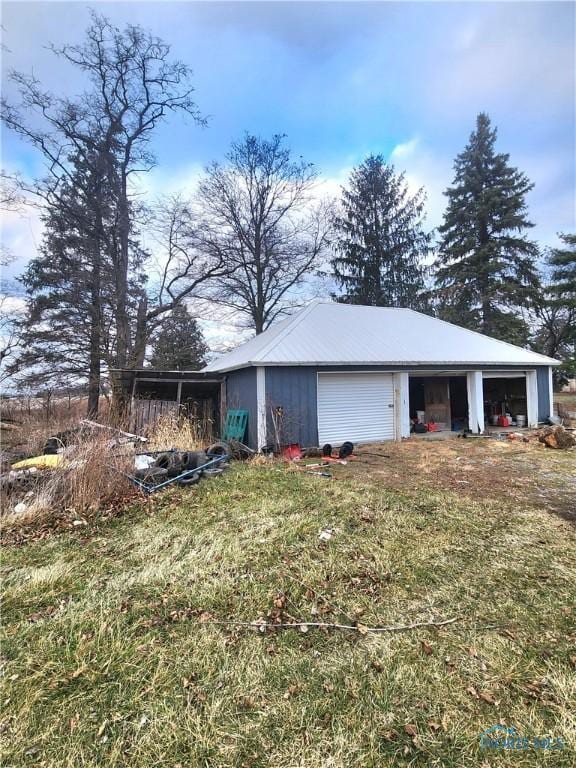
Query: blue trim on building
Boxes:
[
  {"xmin": 226, "ymin": 367, "xmax": 258, "ymax": 448},
  {"xmin": 536, "ymin": 366, "xmax": 552, "ymax": 422},
  {"xmin": 226, "ymin": 363, "xmax": 554, "ymax": 448},
  {"xmin": 265, "ymin": 367, "xmax": 318, "ymax": 447}
]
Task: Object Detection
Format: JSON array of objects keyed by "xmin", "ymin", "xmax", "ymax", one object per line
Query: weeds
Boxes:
[
  {"xmin": 1, "ymin": 431, "xmax": 135, "ymax": 538},
  {"xmin": 1, "ymin": 400, "xmax": 217, "ymax": 538},
  {"xmin": 1, "ymin": 456, "xmax": 575, "ymax": 767},
  {"xmin": 145, "ymin": 412, "xmax": 215, "ymax": 451}
]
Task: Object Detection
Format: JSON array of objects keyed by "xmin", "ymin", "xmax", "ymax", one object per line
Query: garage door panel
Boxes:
[{"xmin": 317, "ymin": 373, "xmax": 395, "ymax": 444}]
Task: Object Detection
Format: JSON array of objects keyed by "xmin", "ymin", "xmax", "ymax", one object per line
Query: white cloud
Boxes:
[
  {"xmin": 391, "ymin": 137, "xmax": 420, "ymax": 160},
  {"xmin": 389, "ymin": 140, "xmax": 450, "ymax": 234},
  {"xmin": 0, "ymin": 295, "xmax": 27, "ymax": 314},
  {"xmin": 315, "ymin": 165, "xmax": 352, "ymax": 201},
  {"xmin": 130, "ymin": 163, "xmax": 205, "ymax": 201},
  {"xmin": 1, "ymin": 200, "xmax": 43, "ymax": 279}
]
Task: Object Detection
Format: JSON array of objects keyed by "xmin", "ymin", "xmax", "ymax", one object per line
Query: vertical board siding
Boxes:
[
  {"xmin": 131, "ymin": 399, "xmax": 180, "ymax": 434},
  {"xmin": 265, "ymin": 367, "xmax": 318, "ymax": 447},
  {"xmin": 226, "ymin": 367, "xmax": 258, "ymax": 448},
  {"xmin": 224, "ymin": 363, "xmax": 556, "ymax": 449},
  {"xmin": 536, "ymin": 366, "xmax": 552, "ymax": 421}
]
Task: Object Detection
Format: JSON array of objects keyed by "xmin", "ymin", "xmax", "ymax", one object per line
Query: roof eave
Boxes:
[{"xmin": 204, "ymin": 358, "xmax": 560, "ymax": 373}]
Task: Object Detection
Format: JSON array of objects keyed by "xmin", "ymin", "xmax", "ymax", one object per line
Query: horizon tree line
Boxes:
[{"xmin": 1, "ymin": 13, "xmax": 574, "ymax": 412}]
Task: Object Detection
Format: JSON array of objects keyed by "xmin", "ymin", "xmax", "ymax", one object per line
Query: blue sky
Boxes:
[{"xmin": 2, "ymin": 0, "xmax": 575, "ymax": 282}]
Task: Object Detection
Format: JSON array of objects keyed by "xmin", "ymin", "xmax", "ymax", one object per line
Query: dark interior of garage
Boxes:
[
  {"xmin": 409, "ymin": 376, "xmax": 469, "ymax": 431},
  {"xmin": 483, "ymin": 377, "xmax": 527, "ymax": 425}
]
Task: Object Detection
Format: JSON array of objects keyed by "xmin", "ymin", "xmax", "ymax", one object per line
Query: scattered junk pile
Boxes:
[
  {"xmin": 1, "ymin": 410, "xmax": 256, "ymax": 517},
  {"xmin": 271, "ymin": 441, "xmax": 358, "ymax": 479}
]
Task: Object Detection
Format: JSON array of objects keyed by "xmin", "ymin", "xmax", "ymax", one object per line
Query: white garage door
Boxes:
[{"xmin": 317, "ymin": 373, "xmax": 395, "ymax": 445}]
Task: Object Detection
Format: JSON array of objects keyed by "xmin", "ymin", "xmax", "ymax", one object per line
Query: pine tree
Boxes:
[
  {"xmin": 548, "ymin": 233, "xmax": 576, "ymax": 378},
  {"xmin": 14, "ymin": 151, "xmax": 114, "ymax": 412},
  {"xmin": 331, "ymin": 155, "xmax": 430, "ymax": 308},
  {"xmin": 550, "ymin": 233, "xmax": 576, "ymax": 306},
  {"xmin": 148, "ymin": 305, "xmax": 209, "ymax": 370},
  {"xmin": 435, "ymin": 113, "xmax": 539, "ymax": 345},
  {"xmin": 12, "ymin": 149, "xmax": 147, "ymax": 414}
]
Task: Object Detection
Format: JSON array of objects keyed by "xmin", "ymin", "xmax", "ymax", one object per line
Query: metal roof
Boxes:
[{"xmin": 203, "ymin": 301, "xmax": 559, "ymax": 373}]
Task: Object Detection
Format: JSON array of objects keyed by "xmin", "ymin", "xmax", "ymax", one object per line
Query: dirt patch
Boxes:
[{"xmin": 335, "ymin": 437, "xmax": 576, "ymax": 524}]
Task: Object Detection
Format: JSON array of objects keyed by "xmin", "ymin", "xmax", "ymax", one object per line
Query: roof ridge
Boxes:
[
  {"xmin": 403, "ymin": 308, "xmax": 557, "ymax": 363},
  {"xmin": 255, "ymin": 301, "xmax": 323, "ymax": 363}
]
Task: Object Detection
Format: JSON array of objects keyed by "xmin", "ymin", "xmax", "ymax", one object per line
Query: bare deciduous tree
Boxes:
[
  {"xmin": 2, "ymin": 13, "xmax": 204, "ymax": 356},
  {"xmin": 197, "ymin": 134, "xmax": 332, "ymax": 333},
  {"xmin": 145, "ymin": 195, "xmax": 231, "ymax": 329},
  {"xmin": 2, "ymin": 13, "xmax": 209, "ymax": 411}
]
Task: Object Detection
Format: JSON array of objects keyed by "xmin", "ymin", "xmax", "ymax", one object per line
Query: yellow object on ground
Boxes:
[{"xmin": 11, "ymin": 454, "xmax": 66, "ymax": 470}]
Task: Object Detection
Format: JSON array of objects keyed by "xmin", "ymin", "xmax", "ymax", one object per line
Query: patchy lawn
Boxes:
[
  {"xmin": 339, "ymin": 436, "xmax": 576, "ymax": 523},
  {"xmin": 1, "ymin": 440, "xmax": 575, "ymax": 767}
]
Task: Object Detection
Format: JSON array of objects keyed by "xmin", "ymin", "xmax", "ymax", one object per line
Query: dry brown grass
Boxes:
[
  {"xmin": 339, "ymin": 437, "xmax": 576, "ymax": 524},
  {"xmin": 1, "ymin": 430, "xmax": 135, "ymax": 538},
  {"xmin": 145, "ymin": 413, "xmax": 214, "ymax": 452},
  {"xmin": 0, "ymin": 401, "xmax": 219, "ymax": 540},
  {"xmin": 1, "ymin": 396, "xmax": 112, "ymax": 461}
]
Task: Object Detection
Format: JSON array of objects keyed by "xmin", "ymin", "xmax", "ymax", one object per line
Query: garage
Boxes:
[
  {"xmin": 202, "ymin": 303, "xmax": 557, "ymax": 449},
  {"xmin": 317, "ymin": 372, "xmax": 395, "ymax": 445}
]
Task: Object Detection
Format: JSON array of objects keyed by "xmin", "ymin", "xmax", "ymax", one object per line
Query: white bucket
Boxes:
[
  {"xmin": 416, "ymin": 410, "xmax": 425, "ymax": 423},
  {"xmin": 516, "ymin": 415, "xmax": 526, "ymax": 428}
]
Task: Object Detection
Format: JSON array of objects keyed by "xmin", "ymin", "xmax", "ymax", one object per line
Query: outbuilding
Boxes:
[{"xmin": 203, "ymin": 302, "xmax": 558, "ymax": 450}]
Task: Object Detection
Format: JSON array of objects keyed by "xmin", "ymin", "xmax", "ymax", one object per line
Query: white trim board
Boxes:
[{"xmin": 256, "ymin": 367, "xmax": 267, "ymax": 450}]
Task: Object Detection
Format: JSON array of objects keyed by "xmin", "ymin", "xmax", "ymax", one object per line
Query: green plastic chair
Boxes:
[{"xmin": 222, "ymin": 409, "xmax": 248, "ymax": 442}]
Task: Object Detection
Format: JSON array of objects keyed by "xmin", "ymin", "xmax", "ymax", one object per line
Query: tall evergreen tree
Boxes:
[
  {"xmin": 148, "ymin": 305, "xmax": 208, "ymax": 370},
  {"xmin": 11, "ymin": 149, "xmax": 147, "ymax": 413},
  {"xmin": 330, "ymin": 155, "xmax": 430, "ymax": 308},
  {"xmin": 546, "ymin": 233, "xmax": 576, "ymax": 379},
  {"xmin": 549, "ymin": 233, "xmax": 576, "ymax": 306},
  {"xmin": 434, "ymin": 113, "xmax": 539, "ymax": 345}
]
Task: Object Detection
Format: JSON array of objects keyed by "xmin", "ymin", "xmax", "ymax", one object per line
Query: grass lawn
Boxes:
[{"xmin": 2, "ymin": 440, "xmax": 575, "ymax": 767}]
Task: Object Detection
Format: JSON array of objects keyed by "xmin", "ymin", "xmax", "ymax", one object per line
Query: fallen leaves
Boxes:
[
  {"xmin": 273, "ymin": 593, "xmax": 286, "ymax": 609},
  {"xmin": 467, "ymin": 686, "xmax": 498, "ymax": 705},
  {"xmin": 421, "ymin": 639, "xmax": 433, "ymax": 655}
]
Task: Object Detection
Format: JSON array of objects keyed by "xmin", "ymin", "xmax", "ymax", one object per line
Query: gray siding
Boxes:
[
  {"xmin": 226, "ymin": 367, "xmax": 257, "ymax": 448},
  {"xmin": 265, "ymin": 367, "xmax": 318, "ymax": 447},
  {"xmin": 536, "ymin": 366, "xmax": 552, "ymax": 422}
]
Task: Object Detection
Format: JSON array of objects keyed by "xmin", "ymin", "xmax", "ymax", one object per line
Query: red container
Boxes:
[
  {"xmin": 497, "ymin": 415, "xmax": 510, "ymax": 427},
  {"xmin": 281, "ymin": 443, "xmax": 302, "ymax": 460},
  {"xmin": 426, "ymin": 422, "xmax": 439, "ymax": 432}
]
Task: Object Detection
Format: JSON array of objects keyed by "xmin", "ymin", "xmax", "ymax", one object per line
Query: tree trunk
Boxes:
[
  {"xmin": 87, "ymin": 239, "xmax": 102, "ymax": 418},
  {"xmin": 113, "ymin": 171, "xmax": 132, "ymax": 367},
  {"xmin": 132, "ymin": 294, "xmax": 148, "ymax": 367}
]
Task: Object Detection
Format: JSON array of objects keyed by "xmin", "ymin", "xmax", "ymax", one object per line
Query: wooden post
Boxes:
[{"xmin": 219, "ymin": 378, "xmax": 227, "ymax": 435}]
